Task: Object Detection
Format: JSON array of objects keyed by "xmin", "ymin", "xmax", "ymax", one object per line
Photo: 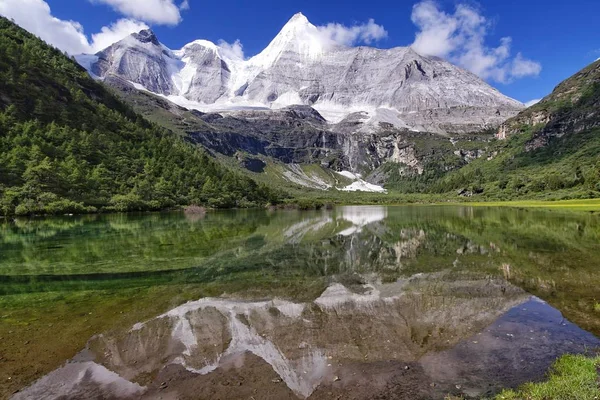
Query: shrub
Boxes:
[
  {"xmin": 44, "ymin": 199, "xmax": 93, "ymax": 215},
  {"xmin": 109, "ymin": 193, "xmax": 147, "ymax": 212}
]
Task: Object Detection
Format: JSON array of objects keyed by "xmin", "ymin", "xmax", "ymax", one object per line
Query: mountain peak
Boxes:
[
  {"xmin": 278, "ymin": 12, "xmax": 315, "ymax": 36},
  {"xmin": 287, "ymin": 12, "xmax": 309, "ymax": 25},
  {"xmin": 81, "ymin": 11, "xmax": 524, "ymax": 134},
  {"xmin": 249, "ymin": 12, "xmax": 323, "ymax": 67},
  {"xmin": 182, "ymin": 39, "xmax": 219, "ymax": 52},
  {"xmin": 131, "ymin": 29, "xmax": 160, "ymax": 46}
]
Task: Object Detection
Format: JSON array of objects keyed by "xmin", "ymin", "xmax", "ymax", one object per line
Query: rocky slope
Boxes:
[
  {"xmin": 79, "ymin": 13, "xmax": 523, "ymax": 134},
  {"xmin": 496, "ymin": 59, "xmax": 600, "ymax": 149},
  {"xmin": 90, "ymin": 58, "xmax": 600, "ymax": 196},
  {"xmin": 106, "ymin": 77, "xmax": 492, "ymax": 191}
]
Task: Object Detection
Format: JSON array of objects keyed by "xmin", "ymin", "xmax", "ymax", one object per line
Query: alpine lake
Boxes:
[{"xmin": 1, "ymin": 206, "xmax": 600, "ymax": 399}]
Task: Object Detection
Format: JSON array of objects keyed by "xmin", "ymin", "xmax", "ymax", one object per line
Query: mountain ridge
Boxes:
[
  {"xmin": 77, "ymin": 13, "xmax": 524, "ymax": 134},
  {"xmin": 497, "ymin": 59, "xmax": 600, "ymax": 146}
]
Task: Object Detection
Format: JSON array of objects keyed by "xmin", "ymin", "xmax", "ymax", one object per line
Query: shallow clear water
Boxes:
[{"xmin": 2, "ymin": 206, "xmax": 600, "ymax": 399}]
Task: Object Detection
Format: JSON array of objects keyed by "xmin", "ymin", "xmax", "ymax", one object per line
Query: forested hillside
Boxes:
[
  {"xmin": 427, "ymin": 60, "xmax": 600, "ymax": 200},
  {"xmin": 0, "ymin": 17, "xmax": 281, "ymax": 216}
]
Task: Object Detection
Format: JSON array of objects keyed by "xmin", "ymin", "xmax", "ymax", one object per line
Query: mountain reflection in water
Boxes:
[{"xmin": 3, "ymin": 206, "xmax": 600, "ymax": 399}]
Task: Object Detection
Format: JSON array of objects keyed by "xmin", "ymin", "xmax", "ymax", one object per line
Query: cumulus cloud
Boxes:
[
  {"xmin": 410, "ymin": 1, "xmax": 541, "ymax": 83},
  {"xmin": 0, "ymin": 0, "xmax": 90, "ymax": 54},
  {"xmin": 525, "ymin": 98, "xmax": 541, "ymax": 107},
  {"xmin": 316, "ymin": 18, "xmax": 388, "ymax": 47},
  {"xmin": 213, "ymin": 16, "xmax": 386, "ymax": 61},
  {"xmin": 218, "ymin": 39, "xmax": 245, "ymax": 60},
  {"xmin": 0, "ymin": 0, "xmax": 148, "ymax": 54},
  {"xmin": 511, "ymin": 53, "xmax": 542, "ymax": 78},
  {"xmin": 89, "ymin": 0, "xmax": 187, "ymax": 25}
]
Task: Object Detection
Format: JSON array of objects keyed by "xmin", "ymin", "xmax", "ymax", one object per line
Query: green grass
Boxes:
[
  {"xmin": 496, "ymin": 354, "xmax": 600, "ymax": 400},
  {"xmin": 283, "ymin": 187, "xmax": 600, "ymax": 213},
  {"xmin": 455, "ymin": 198, "xmax": 600, "ymax": 212}
]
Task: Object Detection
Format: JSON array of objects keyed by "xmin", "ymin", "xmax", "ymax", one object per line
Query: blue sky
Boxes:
[{"xmin": 1, "ymin": 0, "xmax": 599, "ymax": 104}]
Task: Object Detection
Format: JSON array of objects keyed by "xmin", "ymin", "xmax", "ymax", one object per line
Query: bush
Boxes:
[
  {"xmin": 295, "ymin": 199, "xmax": 325, "ymax": 210},
  {"xmin": 14, "ymin": 199, "xmax": 38, "ymax": 216},
  {"xmin": 44, "ymin": 199, "xmax": 94, "ymax": 215},
  {"xmin": 109, "ymin": 194, "xmax": 147, "ymax": 212}
]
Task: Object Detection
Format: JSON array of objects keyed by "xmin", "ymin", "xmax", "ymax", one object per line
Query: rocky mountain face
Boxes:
[
  {"xmin": 497, "ymin": 59, "xmax": 600, "ymax": 150},
  {"xmin": 79, "ymin": 13, "xmax": 523, "ymax": 135},
  {"xmin": 104, "ymin": 74, "xmax": 494, "ymax": 190},
  {"xmin": 91, "ymin": 30, "xmax": 178, "ymax": 95},
  {"xmin": 190, "ymin": 107, "xmax": 474, "ymax": 174},
  {"xmin": 100, "ymin": 56, "xmax": 600, "ymax": 195},
  {"xmin": 76, "ymin": 14, "xmax": 532, "ymax": 191}
]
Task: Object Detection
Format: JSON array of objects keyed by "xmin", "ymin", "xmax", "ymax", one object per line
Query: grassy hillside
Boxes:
[
  {"xmin": 410, "ymin": 60, "xmax": 600, "ymax": 201},
  {"xmin": 0, "ymin": 17, "xmax": 282, "ymax": 216},
  {"xmin": 426, "ymin": 126, "xmax": 600, "ymax": 200}
]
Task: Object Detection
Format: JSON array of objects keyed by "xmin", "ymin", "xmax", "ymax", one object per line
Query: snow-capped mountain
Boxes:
[
  {"xmin": 89, "ymin": 29, "xmax": 178, "ymax": 95},
  {"xmin": 78, "ymin": 13, "xmax": 524, "ymax": 133}
]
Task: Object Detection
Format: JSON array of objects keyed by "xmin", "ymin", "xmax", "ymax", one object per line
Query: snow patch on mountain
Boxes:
[
  {"xmin": 336, "ymin": 171, "xmax": 387, "ymax": 193},
  {"xmin": 341, "ymin": 181, "xmax": 387, "ymax": 193},
  {"xmin": 78, "ymin": 13, "xmax": 524, "ymax": 133}
]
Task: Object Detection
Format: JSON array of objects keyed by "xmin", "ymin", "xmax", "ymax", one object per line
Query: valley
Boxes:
[
  {"xmin": 2, "ymin": 12, "xmax": 599, "ymax": 216},
  {"xmin": 77, "ymin": 13, "xmax": 599, "ymax": 204}
]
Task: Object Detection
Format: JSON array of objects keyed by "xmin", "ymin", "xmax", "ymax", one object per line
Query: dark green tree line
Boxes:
[{"xmin": 0, "ymin": 17, "xmax": 283, "ymax": 216}]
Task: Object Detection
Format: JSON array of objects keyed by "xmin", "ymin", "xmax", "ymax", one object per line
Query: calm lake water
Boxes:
[{"xmin": 1, "ymin": 206, "xmax": 600, "ymax": 399}]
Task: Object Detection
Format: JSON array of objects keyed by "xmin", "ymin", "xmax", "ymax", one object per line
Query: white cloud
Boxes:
[
  {"xmin": 218, "ymin": 39, "xmax": 244, "ymax": 60},
  {"xmin": 0, "ymin": 0, "xmax": 90, "ymax": 54},
  {"xmin": 411, "ymin": 1, "xmax": 461, "ymax": 57},
  {"xmin": 316, "ymin": 18, "xmax": 388, "ymax": 47},
  {"xmin": 90, "ymin": 0, "xmax": 187, "ymax": 25},
  {"xmin": 511, "ymin": 53, "xmax": 542, "ymax": 78},
  {"xmin": 525, "ymin": 98, "xmax": 541, "ymax": 107},
  {"xmin": 213, "ymin": 16, "xmax": 386, "ymax": 61},
  {"xmin": 0, "ymin": 0, "xmax": 148, "ymax": 54},
  {"xmin": 410, "ymin": 1, "xmax": 541, "ymax": 83}
]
